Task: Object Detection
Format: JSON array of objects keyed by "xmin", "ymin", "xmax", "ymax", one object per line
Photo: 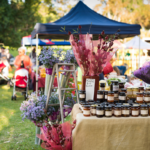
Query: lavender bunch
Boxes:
[
  {"xmin": 64, "ymin": 50, "xmax": 78, "ymax": 67},
  {"xmin": 38, "ymin": 47, "xmax": 63, "ymax": 68}
]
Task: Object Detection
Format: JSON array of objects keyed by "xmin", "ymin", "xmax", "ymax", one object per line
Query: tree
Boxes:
[{"xmin": 94, "ymin": 0, "xmax": 150, "ymax": 29}]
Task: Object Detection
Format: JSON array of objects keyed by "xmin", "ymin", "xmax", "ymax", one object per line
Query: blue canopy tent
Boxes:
[
  {"xmin": 22, "ymin": 35, "xmax": 70, "ymax": 46},
  {"xmin": 31, "ymin": 1, "xmax": 141, "ymax": 124},
  {"xmin": 31, "ymin": 1, "xmax": 141, "ymax": 40}
]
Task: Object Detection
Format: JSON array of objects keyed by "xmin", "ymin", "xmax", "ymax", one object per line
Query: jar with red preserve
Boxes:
[
  {"xmin": 136, "ymin": 93, "xmax": 144, "ymax": 103},
  {"xmin": 107, "ymin": 91, "xmax": 114, "ymax": 103}
]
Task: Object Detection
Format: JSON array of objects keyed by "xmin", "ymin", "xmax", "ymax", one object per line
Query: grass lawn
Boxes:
[{"xmin": 0, "ymin": 68, "xmax": 71, "ymax": 150}]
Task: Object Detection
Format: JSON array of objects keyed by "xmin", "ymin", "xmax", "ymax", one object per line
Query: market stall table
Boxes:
[{"xmin": 71, "ymin": 104, "xmax": 150, "ymax": 150}]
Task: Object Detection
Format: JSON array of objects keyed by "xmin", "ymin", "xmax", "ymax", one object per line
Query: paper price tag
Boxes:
[{"xmin": 86, "ymin": 79, "xmax": 95, "ymax": 101}]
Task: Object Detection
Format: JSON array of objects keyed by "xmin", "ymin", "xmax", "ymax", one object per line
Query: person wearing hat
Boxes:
[{"xmin": 14, "ymin": 47, "xmax": 32, "ymax": 74}]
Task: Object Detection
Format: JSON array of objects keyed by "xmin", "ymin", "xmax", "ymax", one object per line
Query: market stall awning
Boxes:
[
  {"xmin": 124, "ymin": 36, "xmax": 150, "ymax": 49},
  {"xmin": 22, "ymin": 35, "xmax": 70, "ymax": 46},
  {"xmin": 31, "ymin": 1, "xmax": 141, "ymax": 40}
]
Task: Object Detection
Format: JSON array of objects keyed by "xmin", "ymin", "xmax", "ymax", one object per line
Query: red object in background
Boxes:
[
  {"xmin": 103, "ymin": 62, "xmax": 113, "ymax": 75},
  {"xmin": 15, "ymin": 75, "xmax": 27, "ymax": 88},
  {"xmin": 0, "ymin": 62, "xmax": 6, "ymax": 72}
]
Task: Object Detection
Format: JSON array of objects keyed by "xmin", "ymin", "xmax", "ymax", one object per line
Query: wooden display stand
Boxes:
[{"xmin": 45, "ymin": 63, "xmax": 79, "ymax": 123}]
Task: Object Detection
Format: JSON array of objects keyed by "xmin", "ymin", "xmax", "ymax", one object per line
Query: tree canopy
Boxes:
[{"xmin": 0, "ymin": 0, "xmax": 71, "ymax": 47}]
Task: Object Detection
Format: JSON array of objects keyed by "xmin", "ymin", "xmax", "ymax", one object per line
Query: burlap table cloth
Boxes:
[{"xmin": 71, "ymin": 104, "xmax": 150, "ymax": 150}]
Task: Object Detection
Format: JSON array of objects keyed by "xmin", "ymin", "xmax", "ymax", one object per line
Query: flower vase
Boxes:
[
  {"xmin": 44, "ymin": 68, "xmax": 53, "ymax": 95},
  {"xmin": 81, "ymin": 75, "xmax": 99, "ymax": 101}
]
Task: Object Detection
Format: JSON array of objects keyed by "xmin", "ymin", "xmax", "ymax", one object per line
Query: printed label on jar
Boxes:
[
  {"xmin": 119, "ymin": 96, "xmax": 126, "ymax": 100},
  {"xmin": 137, "ymin": 97, "xmax": 143, "ymax": 101},
  {"xmin": 79, "ymin": 94, "xmax": 85, "ymax": 98},
  {"xmin": 97, "ymin": 95, "xmax": 103, "ymax": 99},
  {"xmin": 100, "ymin": 87, "xmax": 105, "ymax": 91},
  {"xmin": 141, "ymin": 110, "xmax": 148, "ymax": 115},
  {"xmin": 133, "ymin": 91, "xmax": 138, "ymax": 95},
  {"xmin": 144, "ymin": 97, "xmax": 150, "ymax": 102},
  {"xmin": 132, "ymin": 110, "xmax": 139, "ymax": 115},
  {"xmin": 83, "ymin": 110, "xmax": 90, "ymax": 115},
  {"xmin": 127, "ymin": 91, "xmax": 132, "ymax": 95},
  {"xmin": 140, "ymin": 90, "xmax": 144, "ymax": 93},
  {"xmin": 105, "ymin": 111, "xmax": 112, "ymax": 116},
  {"xmin": 122, "ymin": 110, "xmax": 130, "ymax": 115},
  {"xmin": 113, "ymin": 85, "xmax": 119, "ymax": 91},
  {"xmin": 108, "ymin": 96, "xmax": 114, "ymax": 101},
  {"xmin": 114, "ymin": 93, "xmax": 118, "ymax": 98},
  {"xmin": 91, "ymin": 109, "xmax": 96, "ymax": 114},
  {"xmin": 96, "ymin": 110, "xmax": 104, "ymax": 115},
  {"xmin": 114, "ymin": 110, "xmax": 121, "ymax": 115},
  {"xmin": 105, "ymin": 95, "xmax": 108, "ymax": 99}
]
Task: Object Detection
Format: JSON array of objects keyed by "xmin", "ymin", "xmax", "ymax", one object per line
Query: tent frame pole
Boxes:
[
  {"xmin": 138, "ymin": 34, "xmax": 141, "ymax": 68},
  {"xmin": 36, "ymin": 34, "xmax": 38, "ymax": 97}
]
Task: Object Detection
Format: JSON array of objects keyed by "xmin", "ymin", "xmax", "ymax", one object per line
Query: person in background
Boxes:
[
  {"xmin": 14, "ymin": 47, "xmax": 32, "ymax": 74},
  {"xmin": 29, "ymin": 47, "xmax": 36, "ymax": 66},
  {"xmin": 0, "ymin": 47, "xmax": 7, "ymax": 60},
  {"xmin": 113, "ymin": 66, "xmax": 120, "ymax": 76}
]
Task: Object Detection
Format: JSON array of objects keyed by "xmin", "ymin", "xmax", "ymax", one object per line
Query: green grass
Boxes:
[{"xmin": 0, "ymin": 69, "xmax": 71, "ymax": 150}]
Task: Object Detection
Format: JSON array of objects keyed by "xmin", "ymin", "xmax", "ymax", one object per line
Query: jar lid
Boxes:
[
  {"xmin": 108, "ymin": 91, "xmax": 114, "ymax": 94},
  {"xmin": 96, "ymin": 105, "xmax": 104, "ymax": 110},
  {"xmin": 100, "ymin": 83, "xmax": 105, "ymax": 87},
  {"xmin": 97, "ymin": 90, "xmax": 104, "ymax": 94},
  {"xmin": 122, "ymin": 105, "xmax": 130, "ymax": 108},
  {"xmin": 79, "ymin": 90, "xmax": 86, "ymax": 93},
  {"xmin": 112, "ymin": 80, "xmax": 118, "ymax": 83},
  {"xmin": 136, "ymin": 92, "xmax": 144, "ymax": 95},
  {"xmin": 96, "ymin": 100, "xmax": 101, "ymax": 104},
  {"xmin": 144, "ymin": 92, "xmax": 150, "ymax": 95},
  {"xmin": 88, "ymin": 102, "xmax": 95, "ymax": 105},
  {"xmin": 115, "ymin": 103, "xmax": 122, "ymax": 105},
  {"xmin": 139, "ymin": 86, "xmax": 144, "ymax": 88},
  {"xmin": 119, "ymin": 82, "xmax": 125, "ymax": 84},
  {"xmin": 104, "ymin": 91, "xmax": 108, "ymax": 94},
  {"xmin": 132, "ymin": 105, "xmax": 139, "ymax": 108},
  {"xmin": 83, "ymin": 105, "xmax": 90, "ymax": 108},
  {"xmin": 105, "ymin": 105, "xmax": 112, "ymax": 109},
  {"xmin": 121, "ymin": 88, "xmax": 127, "ymax": 91},
  {"xmin": 123, "ymin": 103, "xmax": 130, "ymax": 106},
  {"xmin": 115, "ymin": 105, "xmax": 122, "ymax": 108},
  {"xmin": 88, "ymin": 100, "xmax": 94, "ymax": 103},
  {"xmin": 91, "ymin": 104, "xmax": 96, "ymax": 108},
  {"xmin": 140, "ymin": 104, "xmax": 148, "ymax": 108},
  {"xmin": 80, "ymin": 101, "xmax": 86, "ymax": 105},
  {"xmin": 101, "ymin": 102, "xmax": 109, "ymax": 106},
  {"xmin": 114, "ymin": 91, "xmax": 118, "ymax": 94},
  {"xmin": 119, "ymin": 92, "xmax": 126, "ymax": 96}
]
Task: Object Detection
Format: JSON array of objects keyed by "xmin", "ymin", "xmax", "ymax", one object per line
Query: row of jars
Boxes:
[{"xmin": 79, "ymin": 101, "xmax": 150, "ymax": 117}]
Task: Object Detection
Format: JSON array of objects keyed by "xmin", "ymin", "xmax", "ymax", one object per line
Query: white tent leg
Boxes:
[
  {"xmin": 138, "ymin": 34, "xmax": 141, "ymax": 68},
  {"xmin": 36, "ymin": 34, "xmax": 38, "ymax": 97}
]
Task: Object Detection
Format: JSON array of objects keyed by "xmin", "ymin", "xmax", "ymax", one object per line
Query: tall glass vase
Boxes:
[{"xmin": 35, "ymin": 68, "xmax": 52, "ymax": 145}]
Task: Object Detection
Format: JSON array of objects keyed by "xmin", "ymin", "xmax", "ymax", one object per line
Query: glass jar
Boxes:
[
  {"xmin": 133, "ymin": 87, "xmax": 139, "ymax": 98},
  {"xmin": 131, "ymin": 106, "xmax": 139, "ymax": 117},
  {"xmin": 121, "ymin": 88, "xmax": 127, "ymax": 93},
  {"xmin": 127, "ymin": 87, "xmax": 133, "ymax": 98},
  {"xmin": 144, "ymin": 92, "xmax": 150, "ymax": 103},
  {"xmin": 95, "ymin": 100, "xmax": 101, "ymax": 105},
  {"xmin": 83, "ymin": 105, "xmax": 91, "ymax": 117},
  {"xmin": 114, "ymin": 91, "xmax": 119, "ymax": 98},
  {"xmin": 136, "ymin": 93, "xmax": 144, "ymax": 103},
  {"xmin": 107, "ymin": 91, "xmax": 114, "ymax": 103},
  {"xmin": 139, "ymin": 87, "xmax": 144, "ymax": 93},
  {"xmin": 114, "ymin": 105, "xmax": 122, "ymax": 117},
  {"xmin": 81, "ymin": 102, "xmax": 88, "ymax": 112},
  {"xmin": 119, "ymin": 82, "xmax": 125, "ymax": 92},
  {"xmin": 110, "ymin": 81, "xmax": 119, "ymax": 92},
  {"xmin": 122, "ymin": 105, "xmax": 130, "ymax": 117},
  {"xmin": 88, "ymin": 100, "xmax": 94, "ymax": 103},
  {"xmin": 104, "ymin": 91, "xmax": 108, "ymax": 102},
  {"xmin": 105, "ymin": 105, "xmax": 112, "ymax": 117},
  {"xmin": 109, "ymin": 104, "xmax": 115, "ymax": 115},
  {"xmin": 146, "ymin": 87, "xmax": 150, "ymax": 92},
  {"xmin": 100, "ymin": 83, "xmax": 105, "ymax": 91},
  {"xmin": 91, "ymin": 105, "xmax": 96, "ymax": 116},
  {"xmin": 119, "ymin": 92, "xmax": 126, "ymax": 103},
  {"xmin": 96, "ymin": 105, "xmax": 104, "ymax": 117},
  {"xmin": 79, "ymin": 90, "xmax": 86, "ymax": 101},
  {"xmin": 97, "ymin": 90, "xmax": 104, "ymax": 102},
  {"xmin": 140, "ymin": 105, "xmax": 148, "ymax": 117}
]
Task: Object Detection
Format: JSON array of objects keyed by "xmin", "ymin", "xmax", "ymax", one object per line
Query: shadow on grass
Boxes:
[{"xmin": 0, "ymin": 86, "xmax": 44, "ymax": 150}]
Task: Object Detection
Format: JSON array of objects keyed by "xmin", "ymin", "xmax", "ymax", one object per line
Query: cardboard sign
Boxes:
[{"xmin": 85, "ymin": 79, "xmax": 95, "ymax": 101}]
